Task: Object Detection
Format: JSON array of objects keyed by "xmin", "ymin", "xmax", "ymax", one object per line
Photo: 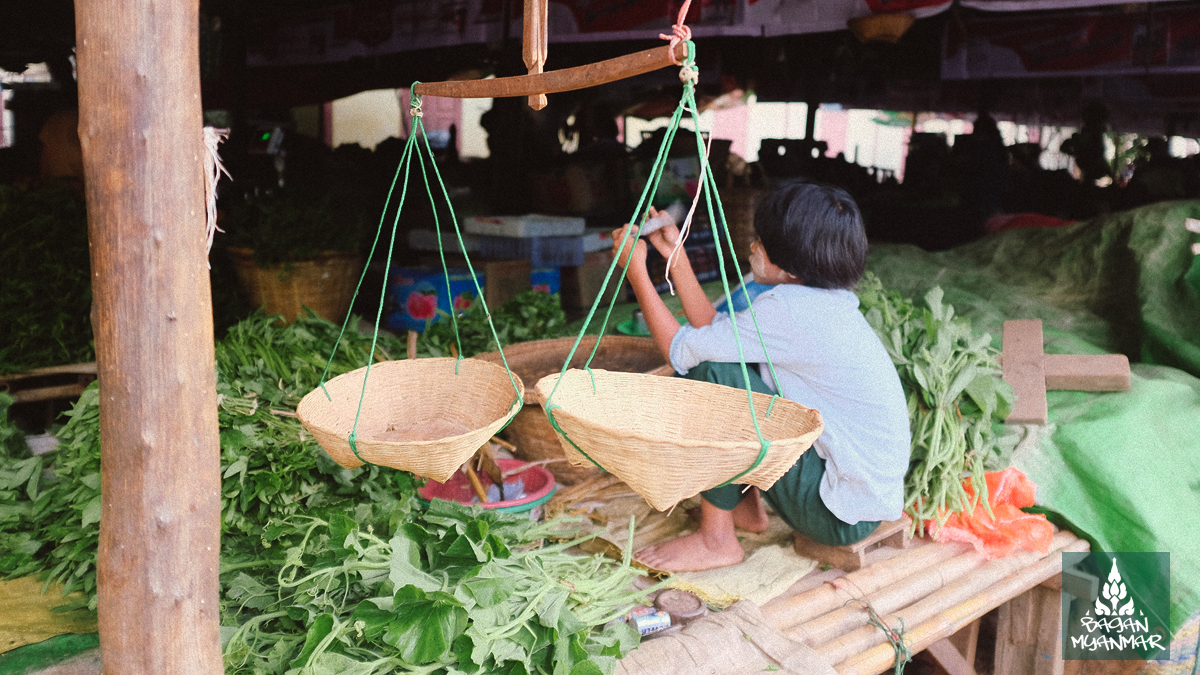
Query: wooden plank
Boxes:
[
  {"xmin": 1043, "ymin": 354, "xmax": 1130, "ymax": 391},
  {"xmin": 948, "ymin": 619, "xmax": 981, "ymax": 670},
  {"xmin": 0, "ymin": 362, "xmax": 98, "ymax": 382},
  {"xmin": 927, "ymin": 636, "xmax": 978, "ymax": 675},
  {"xmin": 10, "ymin": 383, "xmax": 88, "ymax": 404},
  {"xmin": 1003, "ymin": 320, "xmax": 1049, "ymax": 424},
  {"xmin": 76, "ymin": 0, "xmax": 223, "ymax": 672},
  {"xmin": 995, "ymin": 585, "xmax": 1063, "ymax": 675},
  {"xmin": 413, "ymin": 43, "xmax": 686, "ymax": 100}
]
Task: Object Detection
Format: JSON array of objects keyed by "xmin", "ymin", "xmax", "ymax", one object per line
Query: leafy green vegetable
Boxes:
[
  {"xmin": 223, "ymin": 188, "xmax": 369, "ymax": 267},
  {"xmin": 221, "ymin": 500, "xmax": 655, "ymax": 675},
  {"xmin": 420, "ymin": 290, "xmax": 570, "ymax": 359},
  {"xmin": 857, "ymin": 273, "xmax": 1016, "ymax": 534},
  {"xmin": 0, "ymin": 312, "xmax": 418, "ymax": 610},
  {"xmin": 0, "ymin": 185, "xmax": 94, "ymax": 374}
]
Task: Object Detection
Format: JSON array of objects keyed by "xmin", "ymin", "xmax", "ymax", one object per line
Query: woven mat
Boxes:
[
  {"xmin": 0, "ymin": 578, "xmax": 96, "ymax": 655},
  {"xmin": 580, "ymin": 493, "xmax": 817, "ymax": 609}
]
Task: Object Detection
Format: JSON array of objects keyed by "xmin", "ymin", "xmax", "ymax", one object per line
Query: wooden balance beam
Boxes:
[{"xmin": 761, "ymin": 528, "xmax": 1090, "ymax": 675}]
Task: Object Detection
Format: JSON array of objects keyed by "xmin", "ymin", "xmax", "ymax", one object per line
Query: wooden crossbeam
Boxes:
[
  {"xmin": 412, "ymin": 42, "xmax": 686, "ymax": 101},
  {"xmin": 1001, "ymin": 320, "xmax": 1131, "ymax": 425}
]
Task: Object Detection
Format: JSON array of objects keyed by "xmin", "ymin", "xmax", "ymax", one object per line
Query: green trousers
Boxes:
[{"xmin": 689, "ymin": 362, "xmax": 880, "ymax": 547}]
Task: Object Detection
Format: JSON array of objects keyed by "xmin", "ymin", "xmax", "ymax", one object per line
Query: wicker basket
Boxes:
[
  {"xmin": 474, "ymin": 336, "xmax": 672, "ymax": 485},
  {"xmin": 535, "ymin": 369, "xmax": 824, "ymax": 511},
  {"xmin": 228, "ymin": 247, "xmax": 364, "ymax": 324},
  {"xmin": 297, "ymin": 358, "xmax": 524, "ymax": 481}
]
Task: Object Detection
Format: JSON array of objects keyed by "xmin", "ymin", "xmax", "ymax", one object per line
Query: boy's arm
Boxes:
[
  {"xmin": 612, "ymin": 225, "xmax": 681, "ymax": 363},
  {"xmin": 645, "ymin": 221, "xmax": 717, "ymax": 328}
]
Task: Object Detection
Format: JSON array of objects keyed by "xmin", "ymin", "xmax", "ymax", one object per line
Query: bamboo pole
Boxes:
[
  {"xmin": 800, "ymin": 547, "xmax": 991, "ymax": 647},
  {"xmin": 75, "ymin": 0, "xmax": 223, "ymax": 672},
  {"xmin": 761, "ymin": 539, "xmax": 971, "ymax": 629},
  {"xmin": 835, "ymin": 535, "xmax": 1089, "ymax": 675},
  {"xmin": 814, "ymin": 531, "xmax": 1082, "ymax": 665}
]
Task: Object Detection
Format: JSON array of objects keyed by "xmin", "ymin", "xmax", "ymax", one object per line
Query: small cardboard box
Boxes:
[{"xmin": 560, "ymin": 251, "xmax": 621, "ymax": 309}]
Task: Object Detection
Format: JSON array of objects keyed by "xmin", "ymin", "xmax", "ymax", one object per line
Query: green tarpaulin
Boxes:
[{"xmin": 867, "ymin": 200, "xmax": 1200, "ymax": 631}]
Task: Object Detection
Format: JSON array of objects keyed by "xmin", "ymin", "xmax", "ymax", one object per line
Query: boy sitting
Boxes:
[{"xmin": 611, "ymin": 182, "xmax": 910, "ymax": 573}]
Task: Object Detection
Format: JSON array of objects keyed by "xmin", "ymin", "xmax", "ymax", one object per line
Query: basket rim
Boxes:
[
  {"xmin": 297, "ymin": 357, "xmax": 525, "ymax": 449},
  {"xmin": 474, "ymin": 335, "xmax": 667, "ymax": 404},
  {"xmin": 533, "ymin": 368, "xmax": 822, "ymax": 454}
]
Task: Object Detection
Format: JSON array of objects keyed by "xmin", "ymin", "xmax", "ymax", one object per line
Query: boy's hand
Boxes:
[
  {"xmin": 643, "ymin": 206, "xmax": 684, "ymax": 262},
  {"xmin": 611, "ymin": 224, "xmax": 647, "ymax": 271}
]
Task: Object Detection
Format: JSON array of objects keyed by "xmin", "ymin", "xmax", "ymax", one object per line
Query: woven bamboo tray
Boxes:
[
  {"xmin": 297, "ymin": 358, "xmax": 523, "ymax": 481},
  {"xmin": 475, "ymin": 336, "xmax": 672, "ymax": 485},
  {"xmin": 535, "ymin": 368, "xmax": 824, "ymax": 511}
]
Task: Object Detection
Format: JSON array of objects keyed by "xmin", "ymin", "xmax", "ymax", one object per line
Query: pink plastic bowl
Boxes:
[{"xmin": 418, "ymin": 458, "xmax": 557, "ymax": 513}]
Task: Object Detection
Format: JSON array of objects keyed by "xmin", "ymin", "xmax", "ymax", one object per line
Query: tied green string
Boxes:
[
  {"xmin": 541, "ymin": 40, "xmax": 781, "ymax": 487},
  {"xmin": 541, "ymin": 43, "xmax": 695, "ymax": 422},
  {"xmin": 315, "ymin": 87, "xmax": 521, "ymax": 467},
  {"xmin": 411, "ymin": 89, "xmax": 522, "ymax": 412}
]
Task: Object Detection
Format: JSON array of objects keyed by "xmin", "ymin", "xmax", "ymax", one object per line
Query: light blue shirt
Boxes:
[{"xmin": 669, "ymin": 284, "xmax": 911, "ymax": 524}]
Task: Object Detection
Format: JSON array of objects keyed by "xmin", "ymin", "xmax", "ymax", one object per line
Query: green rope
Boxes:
[
  {"xmin": 315, "ymin": 87, "xmax": 520, "ymax": 466},
  {"xmin": 543, "ymin": 41, "xmax": 783, "ymax": 487},
  {"xmin": 842, "ymin": 597, "xmax": 912, "ymax": 675},
  {"xmin": 412, "ymin": 98, "xmax": 521, "ymax": 408}
]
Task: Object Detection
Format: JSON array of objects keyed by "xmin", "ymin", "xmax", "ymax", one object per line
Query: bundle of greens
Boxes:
[
  {"xmin": 0, "ymin": 312, "xmax": 418, "ymax": 610},
  {"xmin": 0, "ymin": 184, "xmax": 94, "ymax": 374},
  {"xmin": 420, "ymin": 290, "xmax": 570, "ymax": 359},
  {"xmin": 221, "ymin": 501, "xmax": 652, "ymax": 675},
  {"xmin": 856, "ymin": 273, "xmax": 1016, "ymax": 535}
]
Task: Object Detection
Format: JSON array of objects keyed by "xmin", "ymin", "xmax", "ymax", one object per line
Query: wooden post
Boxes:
[{"xmin": 75, "ymin": 0, "xmax": 223, "ymax": 673}]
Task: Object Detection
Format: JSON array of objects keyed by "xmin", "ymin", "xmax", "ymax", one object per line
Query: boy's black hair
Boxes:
[{"xmin": 752, "ymin": 181, "xmax": 867, "ymax": 290}]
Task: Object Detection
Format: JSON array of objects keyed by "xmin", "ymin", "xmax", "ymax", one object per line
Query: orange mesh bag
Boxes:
[{"xmin": 928, "ymin": 467, "xmax": 1055, "ymax": 559}]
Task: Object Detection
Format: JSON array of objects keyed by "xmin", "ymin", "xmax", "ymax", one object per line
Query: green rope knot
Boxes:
[
  {"xmin": 409, "ymin": 84, "xmax": 424, "ymax": 118},
  {"xmin": 348, "ymin": 432, "xmax": 376, "ymax": 467},
  {"xmin": 545, "ymin": 403, "xmax": 606, "ymax": 472}
]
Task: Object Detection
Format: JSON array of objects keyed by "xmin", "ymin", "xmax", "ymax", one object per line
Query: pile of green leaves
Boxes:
[
  {"xmin": 0, "ymin": 312, "xmax": 419, "ymax": 610},
  {"xmin": 223, "ymin": 188, "xmax": 368, "ymax": 267},
  {"xmin": 0, "ymin": 184, "xmax": 94, "ymax": 374},
  {"xmin": 222, "ymin": 500, "xmax": 651, "ymax": 675},
  {"xmin": 420, "ymin": 290, "xmax": 570, "ymax": 359},
  {"xmin": 857, "ymin": 273, "xmax": 1016, "ymax": 534}
]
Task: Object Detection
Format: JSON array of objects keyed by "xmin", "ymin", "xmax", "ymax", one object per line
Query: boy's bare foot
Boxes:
[
  {"xmin": 637, "ymin": 498, "xmax": 747, "ymax": 572},
  {"xmin": 636, "ymin": 529, "xmax": 745, "ymax": 573},
  {"xmin": 685, "ymin": 487, "xmax": 770, "ymax": 533}
]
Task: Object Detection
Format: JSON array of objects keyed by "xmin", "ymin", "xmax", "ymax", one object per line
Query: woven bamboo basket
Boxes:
[
  {"xmin": 297, "ymin": 358, "xmax": 523, "ymax": 481},
  {"xmin": 535, "ymin": 369, "xmax": 824, "ymax": 511},
  {"xmin": 474, "ymin": 336, "xmax": 672, "ymax": 485},
  {"xmin": 228, "ymin": 247, "xmax": 364, "ymax": 324}
]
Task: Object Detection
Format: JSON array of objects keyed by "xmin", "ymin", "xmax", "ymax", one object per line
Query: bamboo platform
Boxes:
[{"xmin": 759, "ymin": 527, "xmax": 1090, "ymax": 675}]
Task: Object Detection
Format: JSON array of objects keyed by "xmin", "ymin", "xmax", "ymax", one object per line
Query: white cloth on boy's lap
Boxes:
[{"xmin": 669, "ymin": 283, "xmax": 910, "ymax": 525}]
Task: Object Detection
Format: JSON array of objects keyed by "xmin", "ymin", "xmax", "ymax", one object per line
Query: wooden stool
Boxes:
[{"xmin": 793, "ymin": 518, "xmax": 914, "ymax": 573}]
